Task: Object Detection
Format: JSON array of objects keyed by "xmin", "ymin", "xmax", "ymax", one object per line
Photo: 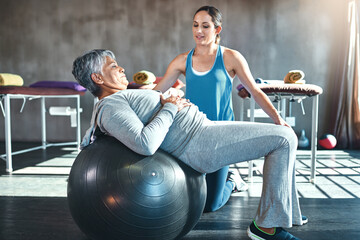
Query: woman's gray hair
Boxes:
[{"xmin": 72, "ymin": 49, "xmax": 116, "ymax": 96}]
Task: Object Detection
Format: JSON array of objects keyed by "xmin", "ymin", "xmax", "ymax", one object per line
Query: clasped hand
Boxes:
[{"xmin": 160, "ymin": 94, "xmax": 192, "ymax": 111}]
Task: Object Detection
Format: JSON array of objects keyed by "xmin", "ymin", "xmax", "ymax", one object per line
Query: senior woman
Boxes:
[{"xmin": 72, "ymin": 49, "xmax": 303, "ymax": 240}]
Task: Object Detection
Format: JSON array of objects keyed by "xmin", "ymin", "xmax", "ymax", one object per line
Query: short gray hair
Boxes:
[{"xmin": 72, "ymin": 49, "xmax": 116, "ymax": 96}]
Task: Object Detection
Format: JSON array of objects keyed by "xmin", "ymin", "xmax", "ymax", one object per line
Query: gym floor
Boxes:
[{"xmin": 0, "ymin": 142, "xmax": 359, "ymax": 240}]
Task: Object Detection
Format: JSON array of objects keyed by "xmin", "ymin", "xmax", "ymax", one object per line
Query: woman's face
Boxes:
[
  {"xmin": 192, "ymin": 11, "xmax": 219, "ymax": 45},
  {"xmin": 100, "ymin": 56, "xmax": 128, "ymax": 92}
]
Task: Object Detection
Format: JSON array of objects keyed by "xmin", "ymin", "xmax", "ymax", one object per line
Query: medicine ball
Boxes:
[{"xmin": 319, "ymin": 134, "xmax": 337, "ymax": 149}]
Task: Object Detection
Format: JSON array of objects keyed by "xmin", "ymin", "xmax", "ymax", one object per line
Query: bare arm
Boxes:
[
  {"xmin": 226, "ymin": 49, "xmax": 289, "ymax": 127},
  {"xmin": 153, "ymin": 52, "xmax": 187, "ymax": 94}
]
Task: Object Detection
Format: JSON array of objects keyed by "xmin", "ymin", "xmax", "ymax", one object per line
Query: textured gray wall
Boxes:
[{"xmin": 0, "ymin": 0, "xmax": 346, "ymax": 143}]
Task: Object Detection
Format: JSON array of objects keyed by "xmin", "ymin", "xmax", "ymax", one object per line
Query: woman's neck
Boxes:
[
  {"xmin": 194, "ymin": 43, "xmax": 218, "ymax": 56},
  {"xmin": 97, "ymin": 89, "xmax": 123, "ymax": 100}
]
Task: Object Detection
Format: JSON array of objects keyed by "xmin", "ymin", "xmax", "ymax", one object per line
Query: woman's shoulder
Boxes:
[
  {"xmin": 168, "ymin": 51, "xmax": 191, "ymax": 71},
  {"xmin": 174, "ymin": 50, "xmax": 191, "ymax": 62},
  {"xmin": 222, "ymin": 46, "xmax": 243, "ymax": 58},
  {"xmin": 222, "ymin": 46, "xmax": 247, "ymax": 65},
  {"xmin": 99, "ymin": 90, "xmax": 159, "ymax": 108},
  {"xmin": 102, "ymin": 90, "xmax": 154, "ymax": 101}
]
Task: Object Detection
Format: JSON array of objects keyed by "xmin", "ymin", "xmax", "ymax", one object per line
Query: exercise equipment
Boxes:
[
  {"xmin": 237, "ymin": 81, "xmax": 323, "ymax": 182},
  {"xmin": 0, "ymin": 83, "xmax": 84, "ymax": 172},
  {"xmin": 298, "ymin": 129, "xmax": 310, "ymax": 148},
  {"xmin": 319, "ymin": 134, "xmax": 337, "ymax": 149},
  {"xmin": 67, "ymin": 135, "xmax": 207, "ymax": 240}
]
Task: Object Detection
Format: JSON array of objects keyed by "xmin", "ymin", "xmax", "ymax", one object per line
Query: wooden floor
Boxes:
[{"xmin": 0, "ymin": 142, "xmax": 360, "ymax": 240}]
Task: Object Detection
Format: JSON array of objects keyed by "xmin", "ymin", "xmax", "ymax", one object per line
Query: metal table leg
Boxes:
[
  {"xmin": 4, "ymin": 95, "xmax": 13, "ymax": 172},
  {"xmin": 76, "ymin": 95, "xmax": 81, "ymax": 150},
  {"xmin": 41, "ymin": 97, "xmax": 47, "ymax": 149},
  {"xmin": 248, "ymin": 98, "xmax": 256, "ymax": 181},
  {"xmin": 310, "ymin": 95, "xmax": 319, "ymax": 183}
]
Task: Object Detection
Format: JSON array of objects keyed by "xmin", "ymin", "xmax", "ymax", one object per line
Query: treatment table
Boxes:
[
  {"xmin": 237, "ymin": 81, "xmax": 323, "ymax": 183},
  {"xmin": 0, "ymin": 86, "xmax": 85, "ymax": 173}
]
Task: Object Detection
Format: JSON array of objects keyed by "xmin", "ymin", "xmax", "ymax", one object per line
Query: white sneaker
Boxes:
[{"xmin": 227, "ymin": 170, "xmax": 249, "ymax": 192}]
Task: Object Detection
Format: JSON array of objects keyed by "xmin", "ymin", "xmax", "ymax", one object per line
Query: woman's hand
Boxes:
[
  {"xmin": 274, "ymin": 116, "xmax": 292, "ymax": 128},
  {"xmin": 163, "ymin": 88, "xmax": 185, "ymax": 98},
  {"xmin": 160, "ymin": 94, "xmax": 192, "ymax": 112}
]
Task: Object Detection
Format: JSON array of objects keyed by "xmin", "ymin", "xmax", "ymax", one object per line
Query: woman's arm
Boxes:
[
  {"xmin": 225, "ymin": 49, "xmax": 289, "ymax": 127},
  {"xmin": 153, "ymin": 53, "xmax": 187, "ymax": 93},
  {"xmin": 98, "ymin": 95, "xmax": 192, "ymax": 156}
]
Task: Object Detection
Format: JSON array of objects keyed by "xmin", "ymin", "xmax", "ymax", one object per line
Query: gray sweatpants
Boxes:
[{"xmin": 178, "ymin": 119, "xmax": 302, "ymax": 228}]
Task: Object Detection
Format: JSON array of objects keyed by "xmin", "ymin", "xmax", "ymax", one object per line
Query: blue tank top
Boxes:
[{"xmin": 185, "ymin": 46, "xmax": 234, "ymax": 121}]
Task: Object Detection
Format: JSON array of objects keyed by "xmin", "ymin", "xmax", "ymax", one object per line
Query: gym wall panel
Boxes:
[{"xmin": 0, "ymin": 0, "xmax": 346, "ymax": 142}]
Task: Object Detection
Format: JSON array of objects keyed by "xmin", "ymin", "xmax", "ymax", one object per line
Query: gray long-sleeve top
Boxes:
[{"xmin": 81, "ymin": 89, "xmax": 206, "ymax": 157}]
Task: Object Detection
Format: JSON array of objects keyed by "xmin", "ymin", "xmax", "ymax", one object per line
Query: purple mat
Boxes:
[{"xmin": 29, "ymin": 81, "xmax": 86, "ymax": 92}]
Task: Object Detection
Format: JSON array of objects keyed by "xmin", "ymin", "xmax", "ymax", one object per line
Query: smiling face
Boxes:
[
  {"xmin": 192, "ymin": 10, "xmax": 221, "ymax": 45},
  {"xmin": 92, "ymin": 56, "xmax": 129, "ymax": 99}
]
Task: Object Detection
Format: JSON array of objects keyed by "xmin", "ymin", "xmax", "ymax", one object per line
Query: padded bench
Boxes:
[
  {"xmin": 0, "ymin": 85, "xmax": 86, "ymax": 173},
  {"xmin": 237, "ymin": 81, "xmax": 323, "ymax": 183}
]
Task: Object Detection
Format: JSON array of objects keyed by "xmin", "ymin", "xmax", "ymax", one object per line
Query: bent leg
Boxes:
[
  {"xmin": 179, "ymin": 120, "xmax": 302, "ymax": 228},
  {"xmin": 203, "ymin": 166, "xmax": 233, "ymax": 212}
]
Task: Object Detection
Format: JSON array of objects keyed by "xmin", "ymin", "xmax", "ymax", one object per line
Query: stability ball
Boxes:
[
  {"xmin": 67, "ymin": 135, "xmax": 207, "ymax": 240},
  {"xmin": 319, "ymin": 134, "xmax": 337, "ymax": 149}
]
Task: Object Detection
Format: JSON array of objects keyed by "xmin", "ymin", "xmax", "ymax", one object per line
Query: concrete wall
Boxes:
[{"xmin": 0, "ymin": 0, "xmax": 347, "ymax": 144}]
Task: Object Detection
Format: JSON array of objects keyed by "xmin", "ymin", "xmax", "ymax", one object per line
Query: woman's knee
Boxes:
[{"xmin": 282, "ymin": 126, "xmax": 298, "ymax": 150}]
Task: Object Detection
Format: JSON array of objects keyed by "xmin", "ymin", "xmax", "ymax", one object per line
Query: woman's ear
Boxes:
[
  {"xmin": 91, "ymin": 73, "xmax": 103, "ymax": 84},
  {"xmin": 215, "ymin": 25, "xmax": 222, "ymax": 35}
]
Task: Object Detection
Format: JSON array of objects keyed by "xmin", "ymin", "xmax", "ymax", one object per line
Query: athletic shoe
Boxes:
[
  {"xmin": 227, "ymin": 170, "xmax": 249, "ymax": 192},
  {"xmin": 293, "ymin": 215, "xmax": 308, "ymax": 226},
  {"xmin": 299, "ymin": 215, "xmax": 308, "ymax": 225},
  {"xmin": 247, "ymin": 220, "xmax": 301, "ymax": 240},
  {"xmin": 301, "ymin": 215, "xmax": 308, "ymax": 225}
]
